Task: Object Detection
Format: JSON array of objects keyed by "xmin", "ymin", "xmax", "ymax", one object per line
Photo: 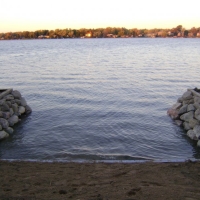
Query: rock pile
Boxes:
[
  {"xmin": 0, "ymin": 89, "xmax": 32, "ymax": 140},
  {"xmin": 167, "ymin": 88, "xmax": 200, "ymax": 147}
]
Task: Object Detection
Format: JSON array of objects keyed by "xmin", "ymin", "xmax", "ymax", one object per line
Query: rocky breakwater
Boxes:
[
  {"xmin": 167, "ymin": 88, "xmax": 200, "ymax": 147},
  {"xmin": 0, "ymin": 89, "xmax": 32, "ymax": 140}
]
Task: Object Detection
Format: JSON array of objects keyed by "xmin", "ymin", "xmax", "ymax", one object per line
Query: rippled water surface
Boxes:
[{"xmin": 0, "ymin": 38, "xmax": 200, "ymax": 161}]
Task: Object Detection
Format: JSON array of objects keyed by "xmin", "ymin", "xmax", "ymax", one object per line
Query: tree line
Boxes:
[{"xmin": 0, "ymin": 25, "xmax": 200, "ymax": 40}]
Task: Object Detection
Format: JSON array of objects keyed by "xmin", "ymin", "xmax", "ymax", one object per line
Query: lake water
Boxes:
[{"xmin": 0, "ymin": 38, "xmax": 200, "ymax": 162}]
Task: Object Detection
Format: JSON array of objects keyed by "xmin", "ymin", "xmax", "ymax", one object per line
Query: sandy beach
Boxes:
[{"xmin": 0, "ymin": 160, "xmax": 200, "ymax": 200}]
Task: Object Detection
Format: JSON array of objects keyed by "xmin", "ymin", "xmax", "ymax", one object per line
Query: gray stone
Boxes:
[
  {"xmin": 9, "ymin": 108, "xmax": 14, "ymax": 116},
  {"xmin": 0, "ymin": 111, "xmax": 3, "ymax": 118},
  {"xmin": 5, "ymin": 127, "xmax": 14, "ymax": 134},
  {"xmin": 2, "ymin": 112, "xmax": 10, "ymax": 119},
  {"xmin": 182, "ymin": 91, "xmax": 193, "ymax": 100},
  {"xmin": 194, "ymin": 108, "xmax": 200, "ymax": 121},
  {"xmin": 18, "ymin": 106, "xmax": 25, "ymax": 115},
  {"xmin": 0, "ymin": 118, "xmax": 9, "ymax": 129},
  {"xmin": 25, "ymin": 105, "xmax": 32, "ymax": 114},
  {"xmin": 180, "ymin": 111, "xmax": 194, "ymax": 122},
  {"xmin": 193, "ymin": 125, "xmax": 200, "ymax": 138},
  {"xmin": 189, "ymin": 118, "xmax": 199, "ymax": 129},
  {"xmin": 3, "ymin": 94, "xmax": 14, "ymax": 101},
  {"xmin": 177, "ymin": 97, "xmax": 183, "ymax": 103},
  {"xmin": 0, "ymin": 125, "xmax": 2, "ymax": 130},
  {"xmin": 8, "ymin": 115, "xmax": 19, "ymax": 127},
  {"xmin": 194, "ymin": 96, "xmax": 200, "ymax": 104},
  {"xmin": 183, "ymin": 99, "xmax": 194, "ymax": 105},
  {"xmin": 187, "ymin": 130, "xmax": 198, "ymax": 140},
  {"xmin": 11, "ymin": 90, "xmax": 21, "ymax": 99},
  {"xmin": 178, "ymin": 105, "xmax": 188, "ymax": 115},
  {"xmin": 197, "ymin": 140, "xmax": 200, "ymax": 147},
  {"xmin": 1, "ymin": 102, "xmax": 10, "ymax": 111},
  {"xmin": 194, "ymin": 102, "xmax": 200, "ymax": 109},
  {"xmin": 0, "ymin": 99, "xmax": 6, "ymax": 106},
  {"xmin": 183, "ymin": 122, "xmax": 191, "ymax": 131},
  {"xmin": 6, "ymin": 101, "xmax": 12, "ymax": 108},
  {"xmin": 12, "ymin": 103, "xmax": 18, "ymax": 113},
  {"xmin": 15, "ymin": 99, "xmax": 21, "ymax": 105},
  {"xmin": 20, "ymin": 97, "xmax": 27, "ymax": 107},
  {"xmin": 0, "ymin": 130, "xmax": 9, "ymax": 140},
  {"xmin": 187, "ymin": 104, "xmax": 195, "ymax": 112}
]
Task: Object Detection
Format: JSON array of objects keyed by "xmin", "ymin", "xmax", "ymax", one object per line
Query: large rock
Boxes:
[
  {"xmin": 194, "ymin": 96, "xmax": 200, "ymax": 104},
  {"xmin": 178, "ymin": 105, "xmax": 188, "ymax": 115},
  {"xmin": 20, "ymin": 97, "xmax": 27, "ymax": 107},
  {"xmin": 2, "ymin": 112, "xmax": 10, "ymax": 119},
  {"xmin": 167, "ymin": 108, "xmax": 179, "ymax": 119},
  {"xmin": 5, "ymin": 127, "xmax": 14, "ymax": 134},
  {"xmin": 182, "ymin": 91, "xmax": 193, "ymax": 100},
  {"xmin": 11, "ymin": 90, "xmax": 22, "ymax": 99},
  {"xmin": 1, "ymin": 102, "xmax": 10, "ymax": 111},
  {"xmin": 189, "ymin": 118, "xmax": 199, "ymax": 129},
  {"xmin": 183, "ymin": 99, "xmax": 194, "ymax": 105},
  {"xmin": 0, "ymin": 118, "xmax": 9, "ymax": 129},
  {"xmin": 9, "ymin": 108, "xmax": 14, "ymax": 116},
  {"xmin": 187, "ymin": 130, "xmax": 198, "ymax": 140},
  {"xmin": 177, "ymin": 97, "xmax": 183, "ymax": 103},
  {"xmin": 183, "ymin": 122, "xmax": 191, "ymax": 131},
  {"xmin": 18, "ymin": 106, "xmax": 25, "ymax": 115},
  {"xmin": 193, "ymin": 125, "xmax": 200, "ymax": 138},
  {"xmin": 197, "ymin": 140, "xmax": 200, "ymax": 147},
  {"xmin": 194, "ymin": 108, "xmax": 200, "ymax": 121},
  {"xmin": 25, "ymin": 105, "xmax": 32, "ymax": 114},
  {"xmin": 187, "ymin": 104, "xmax": 195, "ymax": 112},
  {"xmin": 3, "ymin": 94, "xmax": 14, "ymax": 101},
  {"xmin": 8, "ymin": 115, "xmax": 19, "ymax": 127},
  {"xmin": 0, "ymin": 125, "xmax": 2, "ymax": 130},
  {"xmin": 180, "ymin": 111, "xmax": 194, "ymax": 122},
  {"xmin": 194, "ymin": 102, "xmax": 200, "ymax": 109},
  {"xmin": 0, "ymin": 111, "xmax": 3, "ymax": 118},
  {"xmin": 0, "ymin": 99, "xmax": 6, "ymax": 106},
  {"xmin": 0, "ymin": 130, "xmax": 9, "ymax": 140},
  {"xmin": 11, "ymin": 103, "xmax": 18, "ymax": 113}
]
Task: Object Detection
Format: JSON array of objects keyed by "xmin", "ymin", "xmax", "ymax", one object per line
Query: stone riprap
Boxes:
[
  {"xmin": 167, "ymin": 88, "xmax": 200, "ymax": 146},
  {"xmin": 0, "ymin": 89, "xmax": 32, "ymax": 140}
]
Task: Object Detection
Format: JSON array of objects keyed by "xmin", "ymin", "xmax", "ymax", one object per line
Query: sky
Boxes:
[{"xmin": 0, "ymin": 0, "xmax": 199, "ymax": 32}]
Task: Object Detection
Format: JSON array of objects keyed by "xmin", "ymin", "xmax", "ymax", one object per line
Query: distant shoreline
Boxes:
[{"xmin": 1, "ymin": 25, "xmax": 200, "ymax": 40}]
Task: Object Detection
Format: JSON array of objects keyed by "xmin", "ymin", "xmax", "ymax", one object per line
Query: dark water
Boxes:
[{"xmin": 0, "ymin": 38, "xmax": 200, "ymax": 162}]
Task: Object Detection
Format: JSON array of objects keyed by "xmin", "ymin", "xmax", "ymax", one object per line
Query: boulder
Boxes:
[
  {"xmin": 0, "ymin": 125, "xmax": 2, "ymax": 130},
  {"xmin": 6, "ymin": 101, "xmax": 12, "ymax": 108},
  {"xmin": 197, "ymin": 140, "xmax": 200, "ymax": 147},
  {"xmin": 177, "ymin": 97, "xmax": 183, "ymax": 103},
  {"xmin": 0, "ymin": 111, "xmax": 3, "ymax": 118},
  {"xmin": 183, "ymin": 99, "xmax": 194, "ymax": 105},
  {"xmin": 2, "ymin": 112, "xmax": 10, "ymax": 119},
  {"xmin": 194, "ymin": 108, "xmax": 200, "ymax": 121},
  {"xmin": 15, "ymin": 99, "xmax": 21, "ymax": 105},
  {"xmin": 194, "ymin": 102, "xmax": 200, "ymax": 109},
  {"xmin": 0, "ymin": 130, "xmax": 9, "ymax": 140},
  {"xmin": 193, "ymin": 125, "xmax": 200, "ymax": 138},
  {"xmin": 0, "ymin": 99, "xmax": 6, "ymax": 106},
  {"xmin": 0, "ymin": 118, "xmax": 9, "ymax": 129},
  {"xmin": 189, "ymin": 118, "xmax": 199, "ymax": 129},
  {"xmin": 178, "ymin": 105, "xmax": 188, "ymax": 115},
  {"xmin": 5, "ymin": 127, "xmax": 14, "ymax": 134},
  {"xmin": 187, "ymin": 130, "xmax": 198, "ymax": 140},
  {"xmin": 9, "ymin": 108, "xmax": 14, "ymax": 116},
  {"xmin": 194, "ymin": 96, "xmax": 200, "ymax": 104},
  {"xmin": 183, "ymin": 122, "xmax": 191, "ymax": 131},
  {"xmin": 180, "ymin": 111, "xmax": 194, "ymax": 122},
  {"xmin": 8, "ymin": 115, "xmax": 19, "ymax": 127},
  {"xmin": 25, "ymin": 105, "xmax": 32, "ymax": 114},
  {"xmin": 20, "ymin": 97, "xmax": 27, "ymax": 107},
  {"xmin": 18, "ymin": 106, "xmax": 25, "ymax": 115},
  {"xmin": 11, "ymin": 90, "xmax": 22, "ymax": 99},
  {"xmin": 1, "ymin": 102, "xmax": 10, "ymax": 112},
  {"xmin": 187, "ymin": 104, "xmax": 195, "ymax": 112},
  {"xmin": 3, "ymin": 94, "xmax": 14, "ymax": 101},
  {"xmin": 182, "ymin": 91, "xmax": 193, "ymax": 100},
  {"xmin": 12, "ymin": 103, "xmax": 18, "ymax": 113}
]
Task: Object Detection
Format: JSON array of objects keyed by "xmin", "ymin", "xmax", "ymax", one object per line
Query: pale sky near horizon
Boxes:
[{"xmin": 0, "ymin": 0, "xmax": 199, "ymax": 32}]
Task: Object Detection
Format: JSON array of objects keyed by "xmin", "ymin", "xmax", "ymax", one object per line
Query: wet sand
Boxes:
[{"xmin": 0, "ymin": 160, "xmax": 200, "ymax": 200}]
